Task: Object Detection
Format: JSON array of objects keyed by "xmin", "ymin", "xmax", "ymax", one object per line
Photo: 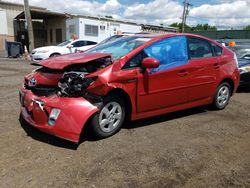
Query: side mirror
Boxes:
[
  {"xmin": 141, "ymin": 57, "xmax": 160, "ymax": 69},
  {"xmin": 67, "ymin": 44, "xmax": 73, "ymax": 49}
]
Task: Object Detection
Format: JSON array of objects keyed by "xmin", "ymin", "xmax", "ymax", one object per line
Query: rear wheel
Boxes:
[
  {"xmin": 212, "ymin": 82, "xmax": 231, "ymax": 110},
  {"xmin": 91, "ymin": 95, "xmax": 125, "ymax": 138}
]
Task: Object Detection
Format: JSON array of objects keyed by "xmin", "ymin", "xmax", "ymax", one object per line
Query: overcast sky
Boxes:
[{"xmin": 4, "ymin": 0, "xmax": 250, "ymax": 28}]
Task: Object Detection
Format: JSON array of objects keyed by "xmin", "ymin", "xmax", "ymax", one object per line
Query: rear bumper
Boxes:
[{"xmin": 19, "ymin": 88, "xmax": 98, "ymax": 143}]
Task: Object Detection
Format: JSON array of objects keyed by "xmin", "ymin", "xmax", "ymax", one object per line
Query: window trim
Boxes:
[
  {"xmin": 210, "ymin": 42, "xmax": 223, "ymax": 57},
  {"xmin": 122, "ymin": 50, "xmax": 144, "ymax": 71}
]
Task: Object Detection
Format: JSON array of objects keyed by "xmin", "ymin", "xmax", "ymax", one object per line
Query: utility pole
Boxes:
[
  {"xmin": 181, "ymin": 0, "xmax": 187, "ymax": 33},
  {"xmin": 181, "ymin": 0, "xmax": 192, "ymax": 33},
  {"xmin": 23, "ymin": 0, "xmax": 34, "ymax": 52}
]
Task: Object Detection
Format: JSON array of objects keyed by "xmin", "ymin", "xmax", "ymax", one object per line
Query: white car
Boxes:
[{"xmin": 31, "ymin": 39, "xmax": 97, "ymax": 61}]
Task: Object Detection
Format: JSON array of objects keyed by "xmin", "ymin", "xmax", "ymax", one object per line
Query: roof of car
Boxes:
[
  {"xmin": 132, "ymin": 33, "xmax": 216, "ymax": 42},
  {"xmin": 70, "ymin": 39, "xmax": 97, "ymax": 43}
]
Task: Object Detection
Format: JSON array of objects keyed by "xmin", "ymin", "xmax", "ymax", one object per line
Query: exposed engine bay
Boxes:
[
  {"xmin": 58, "ymin": 72, "xmax": 95, "ymax": 97},
  {"xmin": 25, "ymin": 57, "xmax": 112, "ymax": 98}
]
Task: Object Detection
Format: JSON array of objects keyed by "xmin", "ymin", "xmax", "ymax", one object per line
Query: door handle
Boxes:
[
  {"xmin": 213, "ymin": 63, "xmax": 220, "ymax": 69},
  {"xmin": 177, "ymin": 70, "xmax": 189, "ymax": 77}
]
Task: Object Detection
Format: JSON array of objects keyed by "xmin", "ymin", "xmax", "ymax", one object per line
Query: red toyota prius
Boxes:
[{"xmin": 19, "ymin": 33, "xmax": 240, "ymax": 142}]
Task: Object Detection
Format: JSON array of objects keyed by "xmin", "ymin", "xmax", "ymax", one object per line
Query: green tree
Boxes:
[
  {"xmin": 192, "ymin": 24, "xmax": 217, "ymax": 31},
  {"xmin": 244, "ymin": 25, "xmax": 250, "ymax": 30},
  {"xmin": 170, "ymin": 23, "xmax": 217, "ymax": 32},
  {"xmin": 169, "ymin": 22, "xmax": 192, "ymax": 32}
]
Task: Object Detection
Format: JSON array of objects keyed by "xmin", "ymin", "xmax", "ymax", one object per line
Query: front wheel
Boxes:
[
  {"xmin": 91, "ymin": 95, "xmax": 125, "ymax": 138},
  {"xmin": 212, "ymin": 82, "xmax": 231, "ymax": 110},
  {"xmin": 49, "ymin": 53, "xmax": 60, "ymax": 58}
]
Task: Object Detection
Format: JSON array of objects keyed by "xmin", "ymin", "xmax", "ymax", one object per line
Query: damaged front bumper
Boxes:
[{"xmin": 19, "ymin": 88, "xmax": 99, "ymax": 143}]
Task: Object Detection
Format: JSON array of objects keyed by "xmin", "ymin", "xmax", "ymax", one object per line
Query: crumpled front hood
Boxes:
[{"xmin": 37, "ymin": 52, "xmax": 112, "ymax": 70}]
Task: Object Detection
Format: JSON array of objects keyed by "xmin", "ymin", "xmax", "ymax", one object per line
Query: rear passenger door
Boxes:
[{"xmin": 187, "ymin": 37, "xmax": 221, "ymax": 102}]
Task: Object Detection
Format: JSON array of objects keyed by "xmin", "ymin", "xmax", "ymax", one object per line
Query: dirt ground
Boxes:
[{"xmin": 0, "ymin": 58, "xmax": 250, "ymax": 188}]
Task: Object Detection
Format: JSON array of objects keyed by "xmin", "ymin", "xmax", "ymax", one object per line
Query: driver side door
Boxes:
[{"xmin": 136, "ymin": 36, "xmax": 191, "ymax": 113}]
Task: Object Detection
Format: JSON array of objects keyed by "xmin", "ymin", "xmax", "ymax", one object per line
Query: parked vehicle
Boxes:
[
  {"xmin": 20, "ymin": 33, "xmax": 240, "ymax": 142},
  {"xmin": 31, "ymin": 39, "xmax": 97, "ymax": 61},
  {"xmin": 229, "ymin": 44, "xmax": 250, "ymax": 89},
  {"xmin": 75, "ymin": 34, "xmax": 134, "ymax": 53},
  {"xmin": 229, "ymin": 44, "xmax": 250, "ymax": 59},
  {"xmin": 238, "ymin": 58, "xmax": 250, "ymax": 89},
  {"xmin": 98, "ymin": 33, "xmax": 136, "ymax": 45}
]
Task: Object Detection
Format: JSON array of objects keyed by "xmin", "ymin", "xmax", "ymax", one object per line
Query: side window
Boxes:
[
  {"xmin": 86, "ymin": 41, "xmax": 97, "ymax": 45},
  {"xmin": 72, "ymin": 41, "xmax": 86, "ymax": 47},
  {"xmin": 188, "ymin": 37, "xmax": 213, "ymax": 59},
  {"xmin": 211, "ymin": 43, "xmax": 223, "ymax": 56},
  {"xmin": 144, "ymin": 36, "xmax": 188, "ymax": 73},
  {"xmin": 123, "ymin": 51, "xmax": 147, "ymax": 69}
]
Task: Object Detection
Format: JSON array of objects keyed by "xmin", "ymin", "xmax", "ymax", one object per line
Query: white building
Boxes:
[
  {"xmin": 66, "ymin": 15, "xmax": 142, "ymax": 43},
  {"xmin": 0, "ymin": 1, "xmax": 57, "ymax": 51},
  {"xmin": 0, "ymin": 8, "xmax": 8, "ymax": 35},
  {"xmin": 0, "ymin": 1, "xmax": 177, "ymax": 52},
  {"xmin": 66, "ymin": 15, "xmax": 178, "ymax": 43}
]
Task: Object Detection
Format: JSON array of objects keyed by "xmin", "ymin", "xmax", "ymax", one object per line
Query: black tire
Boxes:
[
  {"xmin": 91, "ymin": 95, "xmax": 125, "ymax": 138},
  {"xmin": 212, "ymin": 82, "xmax": 231, "ymax": 110},
  {"xmin": 49, "ymin": 53, "xmax": 60, "ymax": 58}
]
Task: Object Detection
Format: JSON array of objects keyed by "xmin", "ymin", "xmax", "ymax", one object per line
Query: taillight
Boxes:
[{"xmin": 233, "ymin": 53, "xmax": 239, "ymax": 68}]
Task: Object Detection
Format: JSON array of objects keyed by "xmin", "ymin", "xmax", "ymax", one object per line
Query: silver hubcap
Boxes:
[
  {"xmin": 217, "ymin": 86, "xmax": 229, "ymax": 106},
  {"xmin": 99, "ymin": 102, "xmax": 122, "ymax": 133}
]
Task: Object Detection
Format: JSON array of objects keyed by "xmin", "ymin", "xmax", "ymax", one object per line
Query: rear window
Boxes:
[
  {"xmin": 188, "ymin": 37, "xmax": 213, "ymax": 59},
  {"xmin": 211, "ymin": 43, "xmax": 223, "ymax": 56}
]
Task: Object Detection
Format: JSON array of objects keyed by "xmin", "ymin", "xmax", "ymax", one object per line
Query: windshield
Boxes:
[
  {"xmin": 57, "ymin": 40, "xmax": 72, "ymax": 47},
  {"xmin": 99, "ymin": 35, "xmax": 125, "ymax": 45},
  {"xmin": 86, "ymin": 36, "xmax": 152, "ymax": 60}
]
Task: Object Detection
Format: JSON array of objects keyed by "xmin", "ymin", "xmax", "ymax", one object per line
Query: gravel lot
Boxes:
[{"xmin": 0, "ymin": 58, "xmax": 250, "ymax": 188}]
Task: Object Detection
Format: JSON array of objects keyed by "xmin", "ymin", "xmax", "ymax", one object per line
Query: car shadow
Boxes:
[
  {"xmin": 19, "ymin": 106, "xmax": 209, "ymax": 148},
  {"xmin": 19, "ymin": 115, "xmax": 79, "ymax": 150},
  {"xmin": 123, "ymin": 106, "xmax": 208, "ymax": 129},
  {"xmin": 237, "ymin": 87, "xmax": 250, "ymax": 93}
]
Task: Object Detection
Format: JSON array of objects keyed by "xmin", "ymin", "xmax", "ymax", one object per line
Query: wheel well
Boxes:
[
  {"xmin": 49, "ymin": 53, "xmax": 60, "ymax": 57},
  {"xmin": 106, "ymin": 89, "xmax": 132, "ymax": 120},
  {"xmin": 219, "ymin": 78, "xmax": 235, "ymax": 95}
]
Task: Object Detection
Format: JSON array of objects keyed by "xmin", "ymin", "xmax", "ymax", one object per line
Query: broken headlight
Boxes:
[
  {"xmin": 58, "ymin": 72, "xmax": 97, "ymax": 97},
  {"xmin": 48, "ymin": 108, "xmax": 61, "ymax": 126}
]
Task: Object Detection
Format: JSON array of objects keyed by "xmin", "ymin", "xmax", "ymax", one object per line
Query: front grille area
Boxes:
[
  {"xmin": 24, "ymin": 82, "xmax": 58, "ymax": 97},
  {"xmin": 30, "ymin": 86, "xmax": 58, "ymax": 96}
]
